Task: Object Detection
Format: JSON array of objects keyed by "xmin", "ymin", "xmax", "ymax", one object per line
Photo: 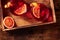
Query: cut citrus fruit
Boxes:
[
  {"xmin": 30, "ymin": 2, "xmax": 40, "ymax": 18},
  {"xmin": 3, "ymin": 16, "xmax": 14, "ymax": 29},
  {"xmin": 33, "ymin": 6, "xmax": 40, "ymax": 18},
  {"xmin": 14, "ymin": 4, "xmax": 27, "ymax": 15}
]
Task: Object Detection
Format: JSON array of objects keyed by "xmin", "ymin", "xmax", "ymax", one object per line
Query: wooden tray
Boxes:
[{"xmin": 0, "ymin": 0, "xmax": 56, "ymax": 31}]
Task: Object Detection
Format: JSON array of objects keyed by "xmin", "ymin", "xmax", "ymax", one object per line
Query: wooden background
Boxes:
[{"xmin": 0, "ymin": 0, "xmax": 60, "ymax": 40}]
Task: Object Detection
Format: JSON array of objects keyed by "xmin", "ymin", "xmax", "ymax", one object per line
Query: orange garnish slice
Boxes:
[
  {"xmin": 14, "ymin": 4, "xmax": 27, "ymax": 15},
  {"xmin": 3, "ymin": 16, "xmax": 14, "ymax": 29}
]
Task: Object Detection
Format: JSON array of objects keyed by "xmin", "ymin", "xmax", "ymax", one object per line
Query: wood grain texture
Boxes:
[
  {"xmin": 0, "ymin": 11, "xmax": 60, "ymax": 40},
  {"xmin": 0, "ymin": 0, "xmax": 60, "ymax": 40}
]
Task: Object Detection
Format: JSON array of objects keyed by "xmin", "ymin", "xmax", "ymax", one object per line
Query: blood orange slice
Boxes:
[
  {"xmin": 3, "ymin": 16, "xmax": 14, "ymax": 29},
  {"xmin": 33, "ymin": 6, "xmax": 40, "ymax": 18},
  {"xmin": 30, "ymin": 2, "xmax": 40, "ymax": 18},
  {"xmin": 14, "ymin": 4, "xmax": 27, "ymax": 15}
]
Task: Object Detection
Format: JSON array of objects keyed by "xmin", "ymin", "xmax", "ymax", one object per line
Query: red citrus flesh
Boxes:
[
  {"xmin": 3, "ymin": 16, "xmax": 14, "ymax": 29},
  {"xmin": 14, "ymin": 4, "xmax": 27, "ymax": 15},
  {"xmin": 33, "ymin": 6, "xmax": 40, "ymax": 18},
  {"xmin": 30, "ymin": 2, "xmax": 40, "ymax": 18}
]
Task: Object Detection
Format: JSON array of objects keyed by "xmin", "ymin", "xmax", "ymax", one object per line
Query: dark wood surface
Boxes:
[{"xmin": 0, "ymin": 0, "xmax": 60, "ymax": 40}]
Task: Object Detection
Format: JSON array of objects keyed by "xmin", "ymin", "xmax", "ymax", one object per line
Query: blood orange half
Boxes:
[
  {"xmin": 30, "ymin": 2, "xmax": 40, "ymax": 18},
  {"xmin": 3, "ymin": 16, "xmax": 14, "ymax": 29},
  {"xmin": 33, "ymin": 6, "xmax": 40, "ymax": 18},
  {"xmin": 14, "ymin": 4, "xmax": 27, "ymax": 15}
]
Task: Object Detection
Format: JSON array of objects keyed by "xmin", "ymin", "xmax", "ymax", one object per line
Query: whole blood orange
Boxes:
[{"xmin": 3, "ymin": 16, "xmax": 14, "ymax": 29}]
